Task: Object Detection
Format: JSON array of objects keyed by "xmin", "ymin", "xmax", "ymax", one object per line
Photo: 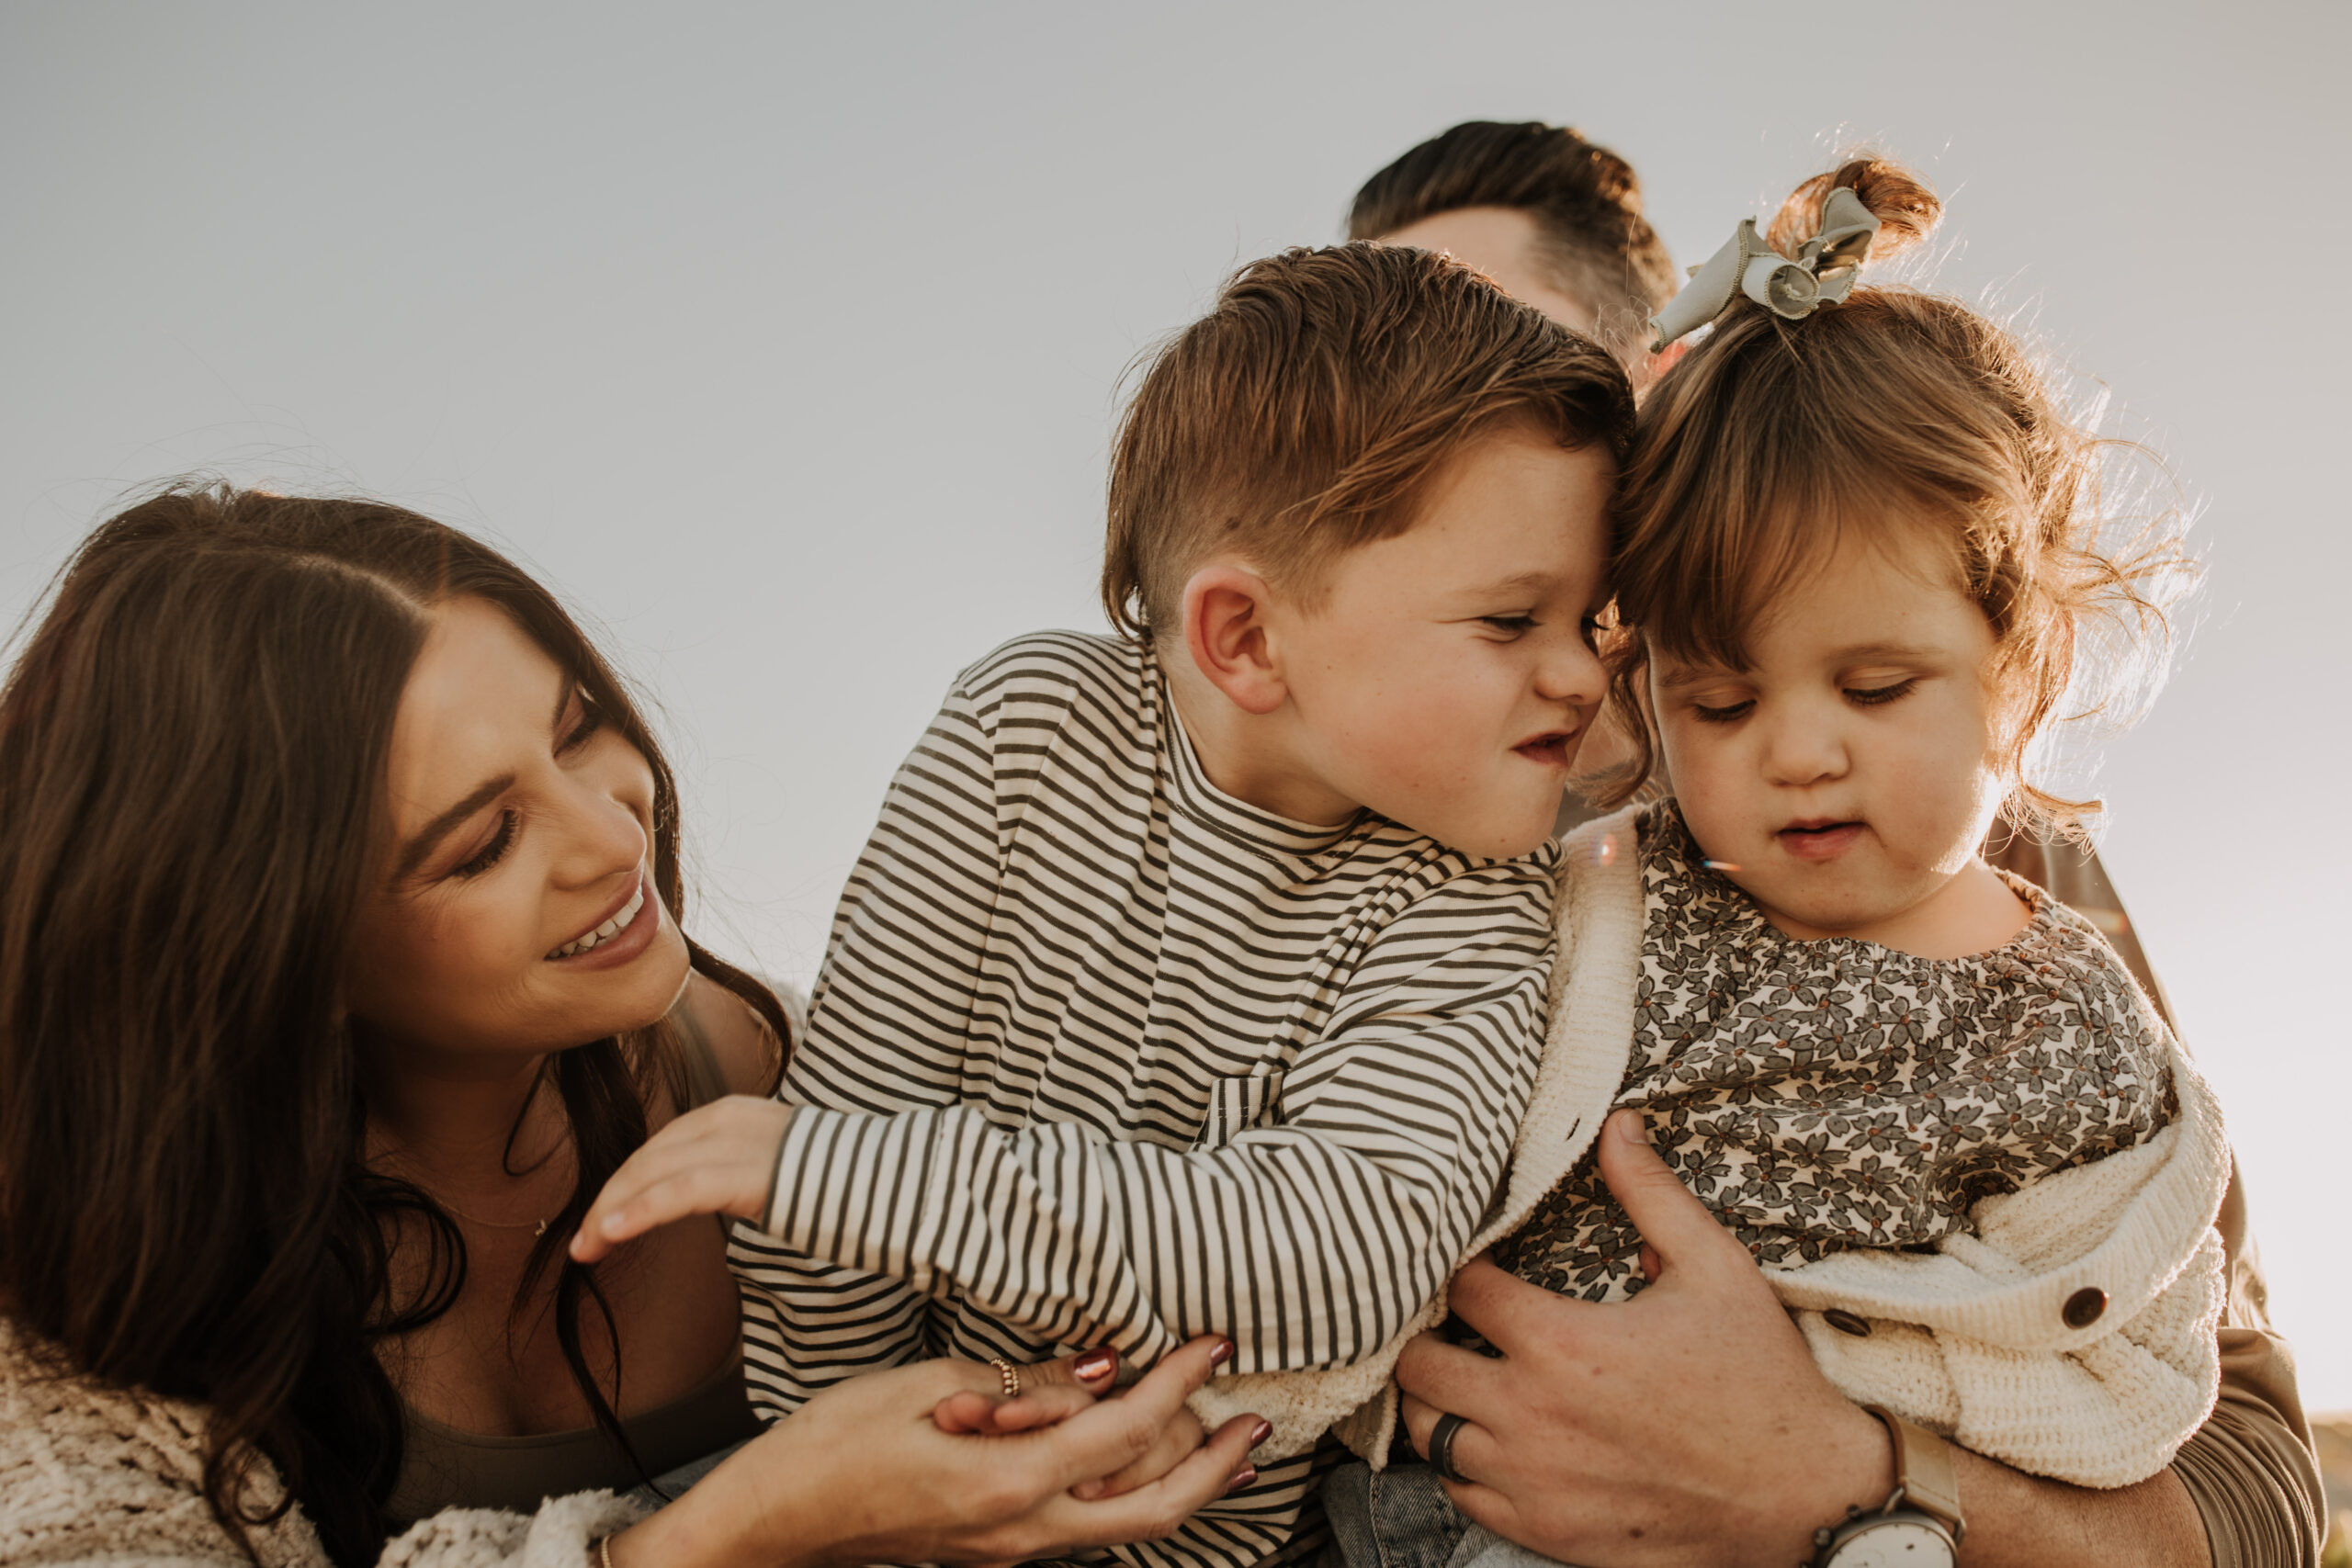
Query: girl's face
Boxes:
[
  {"xmin": 345, "ymin": 595, "xmax": 691, "ymax": 1064},
  {"xmin": 1648, "ymin": 528, "xmax": 2010, "ymax": 943}
]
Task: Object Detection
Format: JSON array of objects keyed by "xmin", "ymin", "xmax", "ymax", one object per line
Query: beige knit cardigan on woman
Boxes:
[
  {"xmin": 0, "ymin": 1314, "xmax": 643, "ymax": 1567},
  {"xmin": 1194, "ymin": 808, "xmax": 2232, "ymax": 1490}
]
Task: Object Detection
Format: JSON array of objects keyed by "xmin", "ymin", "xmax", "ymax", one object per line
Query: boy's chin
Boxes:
[{"xmin": 1416, "ymin": 810, "xmax": 1559, "ymax": 862}]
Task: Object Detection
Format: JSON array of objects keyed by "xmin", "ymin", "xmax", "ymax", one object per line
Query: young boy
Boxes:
[{"xmin": 577, "ymin": 243, "xmax": 1632, "ymax": 1568}]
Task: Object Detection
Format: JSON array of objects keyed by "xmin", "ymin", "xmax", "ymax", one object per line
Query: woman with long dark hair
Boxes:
[{"xmin": 0, "ymin": 484, "xmax": 1261, "ymax": 1565}]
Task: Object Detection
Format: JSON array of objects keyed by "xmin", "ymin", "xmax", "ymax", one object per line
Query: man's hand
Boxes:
[{"xmin": 1395, "ymin": 1110, "xmax": 1889, "ymax": 1567}]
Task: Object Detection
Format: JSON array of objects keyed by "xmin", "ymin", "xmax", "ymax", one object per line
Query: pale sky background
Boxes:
[{"xmin": 5, "ymin": 3, "xmax": 2346, "ymax": 1406}]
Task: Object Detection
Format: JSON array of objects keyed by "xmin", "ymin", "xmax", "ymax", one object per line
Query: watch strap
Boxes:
[{"xmin": 1863, "ymin": 1404, "xmax": 1966, "ymax": 1542}]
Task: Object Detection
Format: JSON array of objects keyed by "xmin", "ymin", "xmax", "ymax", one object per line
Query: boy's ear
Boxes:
[{"xmin": 1182, "ymin": 565, "xmax": 1288, "ymax": 716}]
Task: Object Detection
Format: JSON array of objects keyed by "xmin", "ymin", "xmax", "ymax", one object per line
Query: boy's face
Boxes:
[
  {"xmin": 1274, "ymin": 428, "xmax": 1613, "ymax": 860},
  {"xmin": 1650, "ymin": 529, "xmax": 2009, "ymax": 940}
]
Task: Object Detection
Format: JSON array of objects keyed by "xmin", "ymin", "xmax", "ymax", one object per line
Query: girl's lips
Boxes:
[
  {"xmin": 1776, "ymin": 822, "xmax": 1864, "ymax": 863},
  {"xmin": 545, "ymin": 869, "xmax": 662, "ymax": 969}
]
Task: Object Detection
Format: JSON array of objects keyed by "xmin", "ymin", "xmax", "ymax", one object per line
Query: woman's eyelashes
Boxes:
[
  {"xmin": 447, "ymin": 694, "xmax": 603, "ymax": 882},
  {"xmin": 452, "ymin": 810, "xmax": 518, "ymax": 878},
  {"xmin": 1479, "ymin": 613, "xmax": 1539, "ymax": 637},
  {"xmin": 559, "ymin": 689, "xmax": 602, "ymax": 753}
]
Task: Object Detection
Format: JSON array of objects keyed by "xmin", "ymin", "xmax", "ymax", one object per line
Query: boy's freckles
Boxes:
[{"xmin": 1267, "ymin": 428, "xmax": 1615, "ymax": 859}]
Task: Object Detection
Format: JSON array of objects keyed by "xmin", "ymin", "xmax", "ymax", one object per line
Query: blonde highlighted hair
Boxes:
[{"xmin": 1599, "ymin": 158, "xmax": 2194, "ymax": 839}]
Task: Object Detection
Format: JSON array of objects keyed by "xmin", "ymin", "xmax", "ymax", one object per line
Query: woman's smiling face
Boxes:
[{"xmin": 345, "ymin": 595, "xmax": 691, "ymax": 1062}]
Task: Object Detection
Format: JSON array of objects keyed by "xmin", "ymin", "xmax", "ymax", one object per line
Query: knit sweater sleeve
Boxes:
[
  {"xmin": 1770, "ymin": 1042, "xmax": 2234, "ymax": 1490},
  {"xmin": 0, "ymin": 1315, "xmax": 645, "ymax": 1568}
]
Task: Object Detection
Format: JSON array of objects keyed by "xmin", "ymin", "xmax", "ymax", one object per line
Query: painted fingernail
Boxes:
[
  {"xmin": 1074, "ymin": 1348, "xmax": 1118, "ymax": 1383},
  {"xmin": 1250, "ymin": 1419, "xmax": 1272, "ymax": 1448},
  {"xmin": 1208, "ymin": 1338, "xmax": 1234, "ymax": 1368},
  {"xmin": 1223, "ymin": 1466, "xmax": 1257, "ymax": 1497}
]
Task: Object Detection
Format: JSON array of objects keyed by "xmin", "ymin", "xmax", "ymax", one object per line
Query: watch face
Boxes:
[{"xmin": 1825, "ymin": 1517, "xmax": 1956, "ymax": 1566}]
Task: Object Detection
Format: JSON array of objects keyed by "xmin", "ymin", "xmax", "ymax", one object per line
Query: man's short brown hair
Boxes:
[
  {"xmin": 1348, "ymin": 120, "xmax": 1677, "ymax": 364},
  {"xmin": 1102, "ymin": 243, "xmax": 1634, "ymax": 640}
]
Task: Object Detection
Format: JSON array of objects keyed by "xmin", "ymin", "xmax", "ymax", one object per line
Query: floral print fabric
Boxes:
[{"xmin": 1498, "ymin": 801, "xmax": 2174, "ymax": 1302}]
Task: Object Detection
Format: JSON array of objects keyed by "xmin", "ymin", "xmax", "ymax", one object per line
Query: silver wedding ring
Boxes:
[{"xmin": 1429, "ymin": 1410, "xmax": 1471, "ymax": 1484}]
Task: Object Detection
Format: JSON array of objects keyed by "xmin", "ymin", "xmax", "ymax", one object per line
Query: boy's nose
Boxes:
[{"xmin": 1533, "ymin": 633, "xmax": 1606, "ymax": 706}]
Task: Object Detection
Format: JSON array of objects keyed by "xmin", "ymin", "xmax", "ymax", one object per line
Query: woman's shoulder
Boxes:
[{"xmin": 0, "ymin": 1314, "xmax": 328, "ymax": 1566}]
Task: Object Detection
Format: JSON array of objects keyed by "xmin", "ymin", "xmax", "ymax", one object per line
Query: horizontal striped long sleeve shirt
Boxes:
[{"xmin": 729, "ymin": 631, "xmax": 1556, "ymax": 1568}]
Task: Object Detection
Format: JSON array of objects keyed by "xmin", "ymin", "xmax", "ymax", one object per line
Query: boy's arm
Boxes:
[
  {"xmin": 760, "ymin": 863, "xmax": 1555, "ymax": 1376},
  {"xmin": 786, "ymin": 679, "xmax": 1002, "ymax": 1116},
  {"xmin": 731, "ymin": 679, "xmax": 1004, "ymax": 1401}
]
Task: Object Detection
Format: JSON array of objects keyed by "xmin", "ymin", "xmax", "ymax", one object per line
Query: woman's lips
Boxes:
[
  {"xmin": 1776, "ymin": 821, "xmax": 1864, "ymax": 863},
  {"xmin": 545, "ymin": 869, "xmax": 660, "ymax": 967}
]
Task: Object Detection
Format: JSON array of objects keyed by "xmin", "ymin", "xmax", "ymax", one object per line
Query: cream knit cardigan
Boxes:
[
  {"xmin": 1193, "ymin": 808, "xmax": 2231, "ymax": 1490},
  {"xmin": 0, "ymin": 1315, "xmax": 644, "ymax": 1568}
]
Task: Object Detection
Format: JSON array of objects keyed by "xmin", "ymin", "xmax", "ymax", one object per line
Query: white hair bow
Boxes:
[{"xmin": 1645, "ymin": 186, "xmax": 1881, "ymax": 352}]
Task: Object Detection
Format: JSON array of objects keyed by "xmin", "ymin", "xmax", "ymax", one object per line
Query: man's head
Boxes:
[
  {"xmin": 1349, "ymin": 120, "xmax": 1678, "ymax": 378},
  {"xmin": 1102, "ymin": 243, "xmax": 1634, "ymax": 858}
]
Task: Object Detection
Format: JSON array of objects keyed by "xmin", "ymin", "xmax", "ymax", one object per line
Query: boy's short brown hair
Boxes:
[{"xmin": 1102, "ymin": 243, "xmax": 1634, "ymax": 640}]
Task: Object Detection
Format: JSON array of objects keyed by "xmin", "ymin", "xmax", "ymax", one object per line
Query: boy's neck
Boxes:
[{"xmin": 1159, "ymin": 652, "xmax": 1359, "ymax": 828}]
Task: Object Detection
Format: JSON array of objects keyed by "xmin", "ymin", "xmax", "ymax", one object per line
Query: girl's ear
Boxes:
[{"xmin": 1182, "ymin": 565, "xmax": 1288, "ymax": 716}]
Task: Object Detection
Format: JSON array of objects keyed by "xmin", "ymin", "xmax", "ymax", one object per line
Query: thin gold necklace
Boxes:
[
  {"xmin": 371, "ymin": 1078, "xmax": 575, "ymax": 1237},
  {"xmin": 426, "ymin": 1194, "xmax": 557, "ymax": 1236},
  {"xmin": 377, "ymin": 1134, "xmax": 574, "ymax": 1238}
]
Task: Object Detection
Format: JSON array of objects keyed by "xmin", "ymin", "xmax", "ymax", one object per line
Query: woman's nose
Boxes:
[{"xmin": 549, "ymin": 772, "xmax": 651, "ymax": 888}]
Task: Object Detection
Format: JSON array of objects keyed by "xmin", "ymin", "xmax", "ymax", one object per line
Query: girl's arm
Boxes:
[{"xmin": 1388, "ymin": 1111, "xmax": 2305, "ymax": 1568}]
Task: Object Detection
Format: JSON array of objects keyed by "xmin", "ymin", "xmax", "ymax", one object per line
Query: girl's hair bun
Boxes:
[{"xmin": 1768, "ymin": 156, "xmax": 1941, "ymax": 263}]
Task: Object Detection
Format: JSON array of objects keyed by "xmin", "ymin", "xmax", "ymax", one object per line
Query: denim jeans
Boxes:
[{"xmin": 1324, "ymin": 1461, "xmax": 1573, "ymax": 1568}]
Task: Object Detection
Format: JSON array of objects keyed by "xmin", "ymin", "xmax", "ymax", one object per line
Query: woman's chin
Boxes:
[{"xmin": 545, "ymin": 923, "xmax": 695, "ymax": 1044}]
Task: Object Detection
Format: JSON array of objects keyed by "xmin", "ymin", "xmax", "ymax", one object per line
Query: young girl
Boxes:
[{"xmin": 1317, "ymin": 157, "xmax": 2229, "ymax": 1568}]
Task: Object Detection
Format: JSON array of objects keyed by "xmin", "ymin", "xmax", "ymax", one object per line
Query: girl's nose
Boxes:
[{"xmin": 1761, "ymin": 712, "xmax": 1849, "ymax": 787}]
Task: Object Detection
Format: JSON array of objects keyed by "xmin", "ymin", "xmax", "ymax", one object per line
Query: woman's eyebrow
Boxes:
[{"xmin": 396, "ymin": 774, "xmax": 516, "ymax": 879}]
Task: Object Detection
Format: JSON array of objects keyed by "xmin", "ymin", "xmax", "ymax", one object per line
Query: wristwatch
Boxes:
[{"xmin": 1807, "ymin": 1404, "xmax": 1966, "ymax": 1567}]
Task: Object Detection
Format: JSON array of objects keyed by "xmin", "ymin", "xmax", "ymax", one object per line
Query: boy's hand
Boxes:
[{"xmin": 568, "ymin": 1094, "xmax": 792, "ymax": 1263}]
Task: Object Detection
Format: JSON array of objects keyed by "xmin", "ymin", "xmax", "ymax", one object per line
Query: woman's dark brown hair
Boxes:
[
  {"xmin": 1599, "ymin": 159, "xmax": 2192, "ymax": 836},
  {"xmin": 0, "ymin": 484, "xmax": 791, "ymax": 1562}
]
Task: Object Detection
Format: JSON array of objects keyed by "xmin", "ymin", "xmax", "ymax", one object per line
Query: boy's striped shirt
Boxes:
[{"xmin": 729, "ymin": 630, "xmax": 1556, "ymax": 1568}]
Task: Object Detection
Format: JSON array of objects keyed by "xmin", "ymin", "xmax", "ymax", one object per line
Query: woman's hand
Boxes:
[
  {"xmin": 569, "ymin": 1094, "xmax": 791, "ymax": 1263},
  {"xmin": 609, "ymin": 1336, "xmax": 1265, "ymax": 1568},
  {"xmin": 1395, "ymin": 1110, "xmax": 1890, "ymax": 1568}
]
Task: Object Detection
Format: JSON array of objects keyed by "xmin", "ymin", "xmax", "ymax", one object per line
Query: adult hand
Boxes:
[
  {"xmin": 610, "ymin": 1336, "xmax": 1266, "ymax": 1568},
  {"xmin": 1396, "ymin": 1110, "xmax": 1890, "ymax": 1568}
]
